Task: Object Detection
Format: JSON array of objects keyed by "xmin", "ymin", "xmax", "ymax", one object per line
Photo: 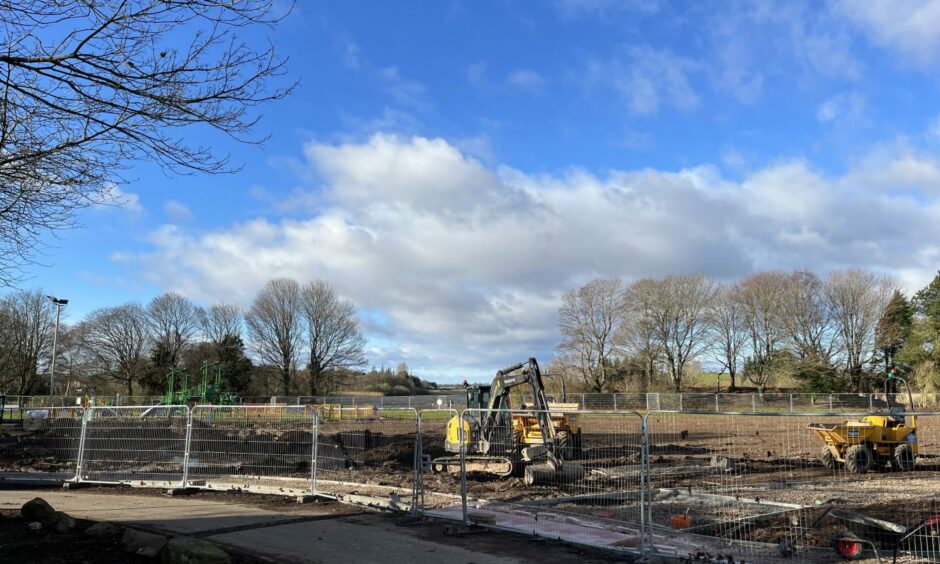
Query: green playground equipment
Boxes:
[{"xmin": 162, "ymin": 362, "xmax": 237, "ymax": 406}]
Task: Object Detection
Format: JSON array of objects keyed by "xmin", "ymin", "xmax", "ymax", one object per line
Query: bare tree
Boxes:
[
  {"xmin": 245, "ymin": 278, "xmax": 304, "ymax": 395},
  {"xmin": 0, "ymin": 1, "xmax": 294, "ymax": 284},
  {"xmin": 710, "ymin": 282, "xmax": 746, "ymax": 391},
  {"xmin": 301, "ymin": 280, "xmax": 366, "ymax": 396},
  {"xmin": 618, "ymin": 279, "xmax": 662, "ymax": 393},
  {"xmin": 203, "ymin": 303, "xmax": 243, "ymax": 345},
  {"xmin": 649, "ymin": 275, "xmax": 717, "ymax": 392},
  {"xmin": 737, "ymin": 272, "xmax": 788, "ymax": 393},
  {"xmin": 0, "ymin": 289, "xmax": 55, "ymax": 393},
  {"xmin": 557, "ymin": 278, "xmax": 625, "ymax": 392},
  {"xmin": 80, "ymin": 303, "xmax": 151, "ymax": 395},
  {"xmin": 780, "ymin": 270, "xmax": 835, "ymax": 363},
  {"xmin": 826, "ymin": 269, "xmax": 895, "ymax": 391},
  {"xmin": 147, "ymin": 292, "xmax": 204, "ymax": 367}
]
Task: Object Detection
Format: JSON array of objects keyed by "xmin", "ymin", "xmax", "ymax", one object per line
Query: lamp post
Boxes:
[{"xmin": 46, "ymin": 296, "xmax": 68, "ymax": 395}]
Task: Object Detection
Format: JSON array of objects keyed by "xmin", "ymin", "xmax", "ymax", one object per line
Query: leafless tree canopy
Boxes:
[
  {"xmin": 781, "ymin": 270, "xmax": 835, "ymax": 362},
  {"xmin": 618, "ymin": 279, "xmax": 662, "ymax": 393},
  {"xmin": 147, "ymin": 292, "xmax": 204, "ymax": 365},
  {"xmin": 79, "ymin": 303, "xmax": 151, "ymax": 395},
  {"xmin": 557, "ymin": 278, "xmax": 625, "ymax": 392},
  {"xmin": 826, "ymin": 269, "xmax": 895, "ymax": 391},
  {"xmin": 709, "ymin": 282, "xmax": 746, "ymax": 391},
  {"xmin": 649, "ymin": 275, "xmax": 717, "ymax": 392},
  {"xmin": 203, "ymin": 303, "xmax": 242, "ymax": 345},
  {"xmin": 0, "ymin": 288, "xmax": 55, "ymax": 393},
  {"xmin": 301, "ymin": 280, "xmax": 366, "ymax": 396},
  {"xmin": 0, "ymin": 0, "xmax": 293, "ymax": 284},
  {"xmin": 245, "ymin": 278, "xmax": 304, "ymax": 395}
]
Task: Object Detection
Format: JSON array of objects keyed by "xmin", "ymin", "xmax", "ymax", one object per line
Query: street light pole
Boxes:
[{"xmin": 46, "ymin": 296, "xmax": 68, "ymax": 395}]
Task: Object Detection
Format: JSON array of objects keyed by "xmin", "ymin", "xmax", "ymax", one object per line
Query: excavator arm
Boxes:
[{"xmin": 481, "ymin": 358, "xmax": 561, "ymax": 467}]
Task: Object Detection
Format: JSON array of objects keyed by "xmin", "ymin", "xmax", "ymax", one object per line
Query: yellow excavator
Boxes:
[{"xmin": 432, "ymin": 358, "xmax": 584, "ymax": 485}]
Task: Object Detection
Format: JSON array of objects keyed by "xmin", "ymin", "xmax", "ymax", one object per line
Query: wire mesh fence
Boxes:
[
  {"xmin": 643, "ymin": 410, "xmax": 940, "ymax": 562},
  {"xmin": 0, "ymin": 406, "xmax": 84, "ymax": 481},
  {"xmin": 6, "ymin": 400, "xmax": 940, "ymax": 561},
  {"xmin": 313, "ymin": 407, "xmax": 418, "ymax": 511},
  {"xmin": 78, "ymin": 405, "xmax": 190, "ymax": 486},
  {"xmin": 417, "ymin": 407, "xmax": 647, "ymax": 555},
  {"xmin": 187, "ymin": 405, "xmax": 314, "ymax": 495}
]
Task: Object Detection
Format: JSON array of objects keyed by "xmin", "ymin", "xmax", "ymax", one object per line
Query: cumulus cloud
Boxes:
[
  {"xmin": 838, "ymin": 0, "xmax": 940, "ymax": 65},
  {"xmin": 133, "ymin": 134, "xmax": 940, "ymax": 379}
]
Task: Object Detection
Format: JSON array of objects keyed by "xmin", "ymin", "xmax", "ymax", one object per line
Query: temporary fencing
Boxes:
[
  {"xmin": 187, "ymin": 405, "xmax": 314, "ymax": 495},
  {"xmin": 78, "ymin": 405, "xmax": 190, "ymax": 486},
  {"xmin": 5, "ymin": 402, "xmax": 940, "ymax": 561},
  {"xmin": 313, "ymin": 407, "xmax": 419, "ymax": 511},
  {"xmin": 643, "ymin": 410, "xmax": 940, "ymax": 562},
  {"xmin": 0, "ymin": 406, "xmax": 84, "ymax": 482}
]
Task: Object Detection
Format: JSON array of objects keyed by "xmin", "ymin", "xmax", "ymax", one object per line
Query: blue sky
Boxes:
[{"xmin": 22, "ymin": 0, "xmax": 940, "ymax": 381}]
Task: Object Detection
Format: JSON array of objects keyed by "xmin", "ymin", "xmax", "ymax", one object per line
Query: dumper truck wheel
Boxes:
[
  {"xmin": 892, "ymin": 444, "xmax": 915, "ymax": 472},
  {"xmin": 844, "ymin": 444, "xmax": 871, "ymax": 474},
  {"xmin": 832, "ymin": 534, "xmax": 864, "ymax": 560},
  {"xmin": 820, "ymin": 446, "xmax": 836, "ymax": 469}
]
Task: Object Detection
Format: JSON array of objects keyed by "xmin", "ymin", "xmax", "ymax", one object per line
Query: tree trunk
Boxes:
[
  {"xmin": 309, "ymin": 365, "xmax": 321, "ymax": 396},
  {"xmin": 280, "ymin": 368, "xmax": 290, "ymax": 395},
  {"xmin": 728, "ymin": 369, "xmax": 736, "ymax": 392}
]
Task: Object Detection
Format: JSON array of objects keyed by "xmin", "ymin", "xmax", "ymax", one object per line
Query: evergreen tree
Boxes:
[
  {"xmin": 217, "ymin": 334, "xmax": 253, "ymax": 396},
  {"xmin": 874, "ymin": 290, "xmax": 913, "ymax": 372}
]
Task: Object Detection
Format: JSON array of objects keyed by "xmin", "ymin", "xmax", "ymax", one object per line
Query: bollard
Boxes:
[{"xmin": 752, "ymin": 393, "xmax": 756, "ymax": 413}]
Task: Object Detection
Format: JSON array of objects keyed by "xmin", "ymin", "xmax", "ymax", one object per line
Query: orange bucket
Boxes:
[{"xmin": 671, "ymin": 513, "xmax": 691, "ymax": 529}]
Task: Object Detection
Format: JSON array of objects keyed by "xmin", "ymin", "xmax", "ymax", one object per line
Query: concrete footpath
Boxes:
[{"xmin": 0, "ymin": 489, "xmax": 626, "ymax": 563}]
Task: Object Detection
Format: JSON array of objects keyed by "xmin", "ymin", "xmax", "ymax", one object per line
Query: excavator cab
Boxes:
[{"xmin": 465, "ymin": 385, "xmax": 491, "ymax": 410}]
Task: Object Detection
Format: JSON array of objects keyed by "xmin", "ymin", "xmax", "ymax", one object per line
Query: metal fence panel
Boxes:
[
  {"xmin": 644, "ymin": 410, "xmax": 940, "ymax": 562},
  {"xmin": 314, "ymin": 407, "xmax": 418, "ymax": 511},
  {"xmin": 78, "ymin": 405, "xmax": 189, "ymax": 486},
  {"xmin": 187, "ymin": 405, "xmax": 314, "ymax": 495},
  {"xmin": 0, "ymin": 406, "xmax": 84, "ymax": 481},
  {"xmin": 419, "ymin": 408, "xmax": 647, "ymax": 556}
]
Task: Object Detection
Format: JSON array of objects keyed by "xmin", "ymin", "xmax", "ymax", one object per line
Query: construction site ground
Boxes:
[{"xmin": 0, "ymin": 486, "xmax": 631, "ymax": 564}]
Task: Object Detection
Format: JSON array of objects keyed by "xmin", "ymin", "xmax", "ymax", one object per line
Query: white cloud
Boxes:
[
  {"xmin": 838, "ymin": 0, "xmax": 940, "ymax": 65},
  {"xmin": 816, "ymin": 91, "xmax": 866, "ymax": 123},
  {"xmin": 163, "ymin": 200, "xmax": 193, "ymax": 221},
  {"xmin": 507, "ymin": 69, "xmax": 544, "ymax": 91},
  {"xmin": 133, "ymin": 134, "xmax": 940, "ymax": 379},
  {"xmin": 101, "ymin": 185, "xmax": 143, "ymax": 214},
  {"xmin": 586, "ymin": 46, "xmax": 699, "ymax": 115}
]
